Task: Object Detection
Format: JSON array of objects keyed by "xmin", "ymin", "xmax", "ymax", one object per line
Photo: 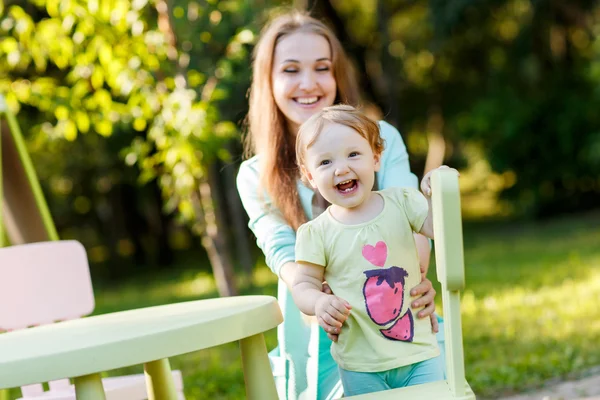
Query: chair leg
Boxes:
[
  {"xmin": 239, "ymin": 333, "xmax": 278, "ymax": 400},
  {"xmin": 73, "ymin": 373, "xmax": 106, "ymax": 400},
  {"xmin": 144, "ymin": 358, "xmax": 178, "ymax": 400}
]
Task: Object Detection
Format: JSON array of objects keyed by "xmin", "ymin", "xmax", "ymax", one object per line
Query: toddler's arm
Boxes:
[{"xmin": 292, "ymin": 262, "xmax": 352, "ymax": 336}]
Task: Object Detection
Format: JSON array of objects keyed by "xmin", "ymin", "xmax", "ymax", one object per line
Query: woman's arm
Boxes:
[{"xmin": 236, "ymin": 158, "xmax": 297, "ymax": 278}]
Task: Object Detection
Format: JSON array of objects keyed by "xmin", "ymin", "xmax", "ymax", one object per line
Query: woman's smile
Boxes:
[
  {"xmin": 272, "ymin": 32, "xmax": 337, "ymax": 131},
  {"xmin": 295, "ymin": 96, "xmax": 321, "ymax": 105}
]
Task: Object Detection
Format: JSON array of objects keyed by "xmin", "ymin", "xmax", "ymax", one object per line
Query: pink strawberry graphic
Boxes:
[
  {"xmin": 380, "ymin": 309, "xmax": 414, "ymax": 342},
  {"xmin": 362, "ymin": 266, "xmax": 408, "ymax": 326}
]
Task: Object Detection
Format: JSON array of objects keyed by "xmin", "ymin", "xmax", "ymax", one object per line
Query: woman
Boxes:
[{"xmin": 236, "ymin": 10, "xmax": 443, "ymax": 399}]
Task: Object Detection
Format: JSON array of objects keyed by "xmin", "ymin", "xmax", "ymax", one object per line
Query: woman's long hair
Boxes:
[{"xmin": 244, "ymin": 10, "xmax": 360, "ymax": 230}]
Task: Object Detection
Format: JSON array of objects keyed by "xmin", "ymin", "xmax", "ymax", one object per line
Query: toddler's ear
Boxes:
[
  {"xmin": 373, "ymin": 153, "xmax": 382, "ymax": 172},
  {"xmin": 300, "ymin": 165, "xmax": 317, "ymax": 189}
]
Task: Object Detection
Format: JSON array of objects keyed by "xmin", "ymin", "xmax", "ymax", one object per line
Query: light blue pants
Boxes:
[{"xmin": 338, "ymin": 357, "xmax": 444, "ymax": 396}]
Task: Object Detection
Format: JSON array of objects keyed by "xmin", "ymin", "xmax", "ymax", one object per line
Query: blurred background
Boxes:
[{"xmin": 1, "ymin": 0, "xmax": 600, "ymax": 398}]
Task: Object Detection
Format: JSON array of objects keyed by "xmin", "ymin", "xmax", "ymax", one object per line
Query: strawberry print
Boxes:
[
  {"xmin": 380, "ymin": 309, "xmax": 414, "ymax": 342},
  {"xmin": 362, "ymin": 266, "xmax": 408, "ymax": 326}
]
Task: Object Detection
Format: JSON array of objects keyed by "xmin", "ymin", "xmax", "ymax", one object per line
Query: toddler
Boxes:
[{"xmin": 291, "ymin": 104, "xmax": 453, "ymax": 396}]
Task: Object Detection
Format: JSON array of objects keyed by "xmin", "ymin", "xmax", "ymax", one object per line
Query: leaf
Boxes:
[
  {"xmin": 133, "ymin": 118, "xmax": 147, "ymax": 131},
  {"xmin": 55, "ymin": 105, "xmax": 69, "ymax": 120},
  {"xmin": 63, "ymin": 120, "xmax": 78, "ymax": 141},
  {"xmin": 75, "ymin": 111, "xmax": 90, "ymax": 133},
  {"xmin": 91, "ymin": 67, "xmax": 104, "ymax": 89},
  {"xmin": 95, "ymin": 119, "xmax": 113, "ymax": 137}
]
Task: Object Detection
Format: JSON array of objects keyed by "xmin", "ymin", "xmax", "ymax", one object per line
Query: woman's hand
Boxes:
[
  {"xmin": 421, "ymin": 165, "xmax": 459, "ymax": 197},
  {"xmin": 410, "ymin": 277, "xmax": 439, "ymax": 333}
]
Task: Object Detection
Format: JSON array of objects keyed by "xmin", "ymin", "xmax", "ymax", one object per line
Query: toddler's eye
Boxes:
[
  {"xmin": 349, "ymin": 152, "xmax": 359, "ymax": 157},
  {"xmin": 319, "ymin": 160, "xmax": 331, "ymax": 166},
  {"xmin": 284, "ymin": 68, "xmax": 298, "ymax": 73}
]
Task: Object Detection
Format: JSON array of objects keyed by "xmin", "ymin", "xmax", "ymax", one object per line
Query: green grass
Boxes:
[
  {"xmin": 5, "ymin": 211, "xmax": 600, "ymax": 399},
  {"xmin": 454, "ymin": 212, "xmax": 600, "ymax": 398}
]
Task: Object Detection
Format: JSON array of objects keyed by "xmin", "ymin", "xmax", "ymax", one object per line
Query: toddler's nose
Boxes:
[{"xmin": 335, "ymin": 164, "xmax": 350, "ymax": 176}]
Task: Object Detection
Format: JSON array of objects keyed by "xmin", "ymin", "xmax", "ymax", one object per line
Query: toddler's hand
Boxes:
[
  {"xmin": 315, "ymin": 294, "xmax": 351, "ymax": 341},
  {"xmin": 421, "ymin": 165, "xmax": 459, "ymax": 197},
  {"xmin": 322, "ymin": 281, "xmax": 334, "ymax": 295}
]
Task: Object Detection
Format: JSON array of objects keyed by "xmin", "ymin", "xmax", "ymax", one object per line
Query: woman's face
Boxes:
[{"xmin": 272, "ymin": 32, "xmax": 337, "ymax": 133}]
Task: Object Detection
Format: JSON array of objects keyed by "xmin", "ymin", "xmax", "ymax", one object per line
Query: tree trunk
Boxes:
[{"xmin": 193, "ymin": 179, "xmax": 238, "ymax": 296}]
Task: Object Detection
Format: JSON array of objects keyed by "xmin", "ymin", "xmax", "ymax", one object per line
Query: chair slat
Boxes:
[{"xmin": 0, "ymin": 241, "xmax": 94, "ymax": 331}]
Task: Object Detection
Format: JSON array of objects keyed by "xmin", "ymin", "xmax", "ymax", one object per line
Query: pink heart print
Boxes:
[{"xmin": 362, "ymin": 241, "xmax": 387, "ymax": 267}]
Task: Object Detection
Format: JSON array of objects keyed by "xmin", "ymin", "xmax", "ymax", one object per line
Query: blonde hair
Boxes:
[
  {"xmin": 243, "ymin": 10, "xmax": 360, "ymax": 231},
  {"xmin": 296, "ymin": 105, "xmax": 384, "ymax": 177}
]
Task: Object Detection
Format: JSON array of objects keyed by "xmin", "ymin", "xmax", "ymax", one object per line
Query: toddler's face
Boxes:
[{"xmin": 301, "ymin": 122, "xmax": 380, "ymax": 209}]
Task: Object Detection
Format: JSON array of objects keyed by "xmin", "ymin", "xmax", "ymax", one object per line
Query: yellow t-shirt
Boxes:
[{"xmin": 295, "ymin": 187, "xmax": 440, "ymax": 372}]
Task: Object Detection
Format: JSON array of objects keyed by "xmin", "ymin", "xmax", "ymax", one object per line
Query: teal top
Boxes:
[{"xmin": 236, "ymin": 121, "xmax": 422, "ymax": 399}]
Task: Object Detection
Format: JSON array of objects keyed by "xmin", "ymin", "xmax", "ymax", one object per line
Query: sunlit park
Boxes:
[{"xmin": 1, "ymin": 0, "xmax": 600, "ymax": 399}]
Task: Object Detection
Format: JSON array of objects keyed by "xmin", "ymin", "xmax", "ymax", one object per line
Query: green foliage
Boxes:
[
  {"xmin": 0, "ymin": 1, "xmax": 282, "ymax": 273},
  {"xmin": 332, "ymin": 0, "xmax": 600, "ymax": 217},
  {"xmin": 0, "ymin": 0, "xmax": 167, "ymax": 138},
  {"xmin": 122, "ymin": 0, "xmax": 264, "ymax": 225},
  {"xmin": 0, "ymin": 0, "xmax": 265, "ymax": 237},
  {"xmin": 0, "ymin": 0, "xmax": 177, "ymax": 270},
  {"xmin": 429, "ymin": 0, "xmax": 600, "ymax": 217}
]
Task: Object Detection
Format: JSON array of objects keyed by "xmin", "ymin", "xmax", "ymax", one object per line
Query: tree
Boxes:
[{"xmin": 0, "ymin": 0, "xmax": 265, "ymax": 293}]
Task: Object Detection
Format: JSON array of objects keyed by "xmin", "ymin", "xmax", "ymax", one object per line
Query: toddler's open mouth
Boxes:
[{"xmin": 336, "ymin": 179, "xmax": 358, "ymax": 193}]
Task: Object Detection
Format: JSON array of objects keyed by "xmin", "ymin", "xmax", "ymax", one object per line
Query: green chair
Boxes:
[{"xmin": 344, "ymin": 169, "xmax": 476, "ymax": 399}]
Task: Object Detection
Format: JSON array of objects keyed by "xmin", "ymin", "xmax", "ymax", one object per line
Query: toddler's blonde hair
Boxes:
[{"xmin": 296, "ymin": 105, "xmax": 385, "ymax": 175}]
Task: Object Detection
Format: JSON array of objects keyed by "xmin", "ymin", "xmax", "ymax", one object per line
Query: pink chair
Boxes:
[{"xmin": 0, "ymin": 240, "xmax": 185, "ymax": 400}]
